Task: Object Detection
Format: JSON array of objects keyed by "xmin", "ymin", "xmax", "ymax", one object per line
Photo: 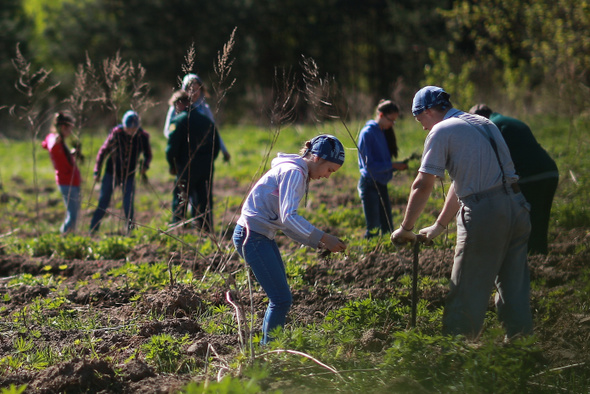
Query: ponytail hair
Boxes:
[
  {"xmin": 376, "ymin": 99, "xmax": 399, "ymax": 116},
  {"xmin": 51, "ymin": 112, "xmax": 75, "ymax": 135},
  {"xmin": 55, "ymin": 112, "xmax": 75, "ymax": 127},
  {"xmin": 376, "ymin": 100, "xmax": 399, "ymax": 159}
]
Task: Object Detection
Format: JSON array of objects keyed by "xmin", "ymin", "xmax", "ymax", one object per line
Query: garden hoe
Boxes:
[{"xmin": 393, "ymin": 234, "xmax": 432, "ymax": 328}]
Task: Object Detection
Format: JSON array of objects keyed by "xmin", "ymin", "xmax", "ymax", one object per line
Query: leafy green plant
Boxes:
[
  {"xmin": 107, "ymin": 261, "xmax": 193, "ymax": 291},
  {"xmin": 325, "ymin": 296, "xmax": 408, "ymax": 332},
  {"xmin": 181, "ymin": 374, "xmax": 263, "ymax": 394},
  {"xmin": 91, "ymin": 236, "xmax": 133, "ymax": 260},
  {"xmin": 18, "ymin": 233, "xmax": 93, "ymax": 259},
  {"xmin": 24, "ymin": 234, "xmax": 57, "ymax": 257},
  {"xmin": 14, "ymin": 337, "xmax": 34, "ymax": 353},
  {"xmin": 201, "ymin": 303, "xmax": 241, "ymax": 335},
  {"xmin": 382, "ymin": 330, "xmax": 540, "ymax": 392},
  {"xmin": 54, "ymin": 235, "xmax": 93, "ymax": 259},
  {"xmin": 142, "ymin": 333, "xmax": 191, "ymax": 373},
  {"xmin": 0, "ymin": 355, "xmax": 25, "ymax": 372},
  {"xmin": 0, "ymin": 384, "xmax": 27, "ymax": 394},
  {"xmin": 8, "ymin": 273, "xmax": 60, "ymax": 288}
]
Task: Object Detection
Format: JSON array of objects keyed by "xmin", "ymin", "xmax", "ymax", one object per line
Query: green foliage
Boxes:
[
  {"xmin": 91, "ymin": 236, "xmax": 133, "ymax": 260},
  {"xmin": 181, "ymin": 373, "xmax": 264, "ymax": 394},
  {"xmin": 24, "ymin": 234, "xmax": 57, "ymax": 257},
  {"xmin": 0, "ymin": 384, "xmax": 27, "ymax": 394},
  {"xmin": 53, "ymin": 235, "xmax": 93, "ymax": 260},
  {"xmin": 423, "ymin": 49, "xmax": 476, "ymax": 110},
  {"xmin": 17, "ymin": 233, "xmax": 92, "ymax": 259},
  {"xmin": 0, "ymin": 330, "xmax": 63, "ymax": 373},
  {"xmin": 201, "ymin": 303, "xmax": 241, "ymax": 335},
  {"xmin": 302, "ymin": 202, "xmax": 365, "ymax": 234},
  {"xmin": 142, "ymin": 333, "xmax": 191, "ymax": 373},
  {"xmin": 437, "ymin": 0, "xmax": 590, "ymax": 115},
  {"xmin": 325, "ymin": 296, "xmax": 408, "ymax": 333},
  {"xmin": 107, "ymin": 261, "xmax": 193, "ymax": 291},
  {"xmin": 8, "ymin": 273, "xmax": 61, "ymax": 288},
  {"xmin": 382, "ymin": 330, "xmax": 540, "ymax": 392}
]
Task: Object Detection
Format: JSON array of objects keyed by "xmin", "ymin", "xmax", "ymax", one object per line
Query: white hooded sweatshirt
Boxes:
[{"xmin": 237, "ymin": 153, "xmax": 324, "ymax": 248}]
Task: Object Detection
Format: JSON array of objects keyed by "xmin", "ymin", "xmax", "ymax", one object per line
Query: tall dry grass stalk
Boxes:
[
  {"xmin": 300, "ymin": 55, "xmax": 362, "ymax": 161},
  {"xmin": 301, "ymin": 55, "xmax": 346, "ymax": 122},
  {"xmin": 98, "ymin": 51, "xmax": 154, "ymax": 124},
  {"xmin": 85, "ymin": 52, "xmax": 159, "ymax": 231},
  {"xmin": 65, "ymin": 54, "xmax": 102, "ymax": 137},
  {"xmin": 302, "ymin": 55, "xmax": 398, "ymax": 251},
  {"xmin": 261, "ymin": 67, "xmax": 299, "ymax": 171},
  {"xmin": 180, "ymin": 43, "xmax": 197, "ymax": 86},
  {"xmin": 8, "ymin": 43, "xmax": 60, "ymax": 231},
  {"xmin": 168, "ymin": 32, "xmax": 239, "ymax": 239},
  {"xmin": 212, "ymin": 27, "xmax": 238, "ymax": 117},
  {"xmin": 236, "ymin": 67, "xmax": 299, "ymax": 361}
]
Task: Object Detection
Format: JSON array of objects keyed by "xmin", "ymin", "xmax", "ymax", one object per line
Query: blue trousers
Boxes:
[
  {"xmin": 90, "ymin": 172, "xmax": 135, "ymax": 232},
  {"xmin": 358, "ymin": 176, "xmax": 393, "ymax": 238},
  {"xmin": 233, "ymin": 224, "xmax": 293, "ymax": 345},
  {"xmin": 58, "ymin": 185, "xmax": 80, "ymax": 234}
]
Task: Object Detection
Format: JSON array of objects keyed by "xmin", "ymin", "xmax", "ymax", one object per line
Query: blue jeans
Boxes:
[
  {"xmin": 90, "ymin": 172, "xmax": 135, "ymax": 232},
  {"xmin": 58, "ymin": 185, "xmax": 80, "ymax": 234},
  {"xmin": 233, "ymin": 224, "xmax": 292, "ymax": 345},
  {"xmin": 358, "ymin": 176, "xmax": 393, "ymax": 238}
]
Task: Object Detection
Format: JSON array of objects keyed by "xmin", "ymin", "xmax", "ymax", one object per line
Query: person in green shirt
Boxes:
[
  {"xmin": 470, "ymin": 104, "xmax": 558, "ymax": 255},
  {"xmin": 166, "ymin": 92, "xmax": 220, "ymax": 232}
]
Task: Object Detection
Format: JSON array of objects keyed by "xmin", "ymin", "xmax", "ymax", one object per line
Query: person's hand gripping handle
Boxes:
[{"xmin": 391, "ymin": 226, "xmax": 434, "ymax": 246}]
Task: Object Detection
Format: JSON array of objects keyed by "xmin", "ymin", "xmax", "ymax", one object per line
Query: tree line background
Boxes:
[{"xmin": 1, "ymin": 0, "xmax": 589, "ymax": 137}]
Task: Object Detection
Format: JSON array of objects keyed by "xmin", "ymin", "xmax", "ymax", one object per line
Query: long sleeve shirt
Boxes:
[
  {"xmin": 94, "ymin": 125, "xmax": 152, "ymax": 182},
  {"xmin": 357, "ymin": 120, "xmax": 394, "ymax": 185},
  {"xmin": 237, "ymin": 153, "xmax": 324, "ymax": 248},
  {"xmin": 490, "ymin": 113, "xmax": 558, "ymax": 183},
  {"xmin": 165, "ymin": 109, "xmax": 220, "ymax": 181}
]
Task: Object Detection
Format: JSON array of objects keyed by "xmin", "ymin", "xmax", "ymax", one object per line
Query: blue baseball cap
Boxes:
[
  {"xmin": 122, "ymin": 110, "xmax": 140, "ymax": 128},
  {"xmin": 182, "ymin": 73, "xmax": 203, "ymax": 90},
  {"xmin": 412, "ymin": 86, "xmax": 451, "ymax": 116},
  {"xmin": 309, "ymin": 134, "xmax": 345, "ymax": 165}
]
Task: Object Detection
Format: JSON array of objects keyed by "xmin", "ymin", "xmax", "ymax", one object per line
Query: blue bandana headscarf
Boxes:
[
  {"xmin": 182, "ymin": 73, "xmax": 203, "ymax": 90},
  {"xmin": 412, "ymin": 86, "xmax": 451, "ymax": 116},
  {"xmin": 305, "ymin": 134, "xmax": 345, "ymax": 165},
  {"xmin": 122, "ymin": 110, "xmax": 140, "ymax": 128}
]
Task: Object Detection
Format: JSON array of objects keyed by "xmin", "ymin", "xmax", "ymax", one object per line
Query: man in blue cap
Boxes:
[
  {"xmin": 90, "ymin": 110, "xmax": 152, "ymax": 234},
  {"xmin": 391, "ymin": 86, "xmax": 533, "ymax": 340}
]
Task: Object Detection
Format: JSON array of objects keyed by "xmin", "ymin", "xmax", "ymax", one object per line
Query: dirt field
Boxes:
[{"xmin": 0, "ymin": 177, "xmax": 589, "ymax": 392}]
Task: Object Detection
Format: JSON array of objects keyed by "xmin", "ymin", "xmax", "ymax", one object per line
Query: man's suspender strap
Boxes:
[{"xmin": 459, "ymin": 115, "xmax": 508, "ymax": 192}]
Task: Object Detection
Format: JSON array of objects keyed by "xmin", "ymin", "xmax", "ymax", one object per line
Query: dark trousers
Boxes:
[
  {"xmin": 358, "ymin": 176, "xmax": 393, "ymax": 238},
  {"xmin": 171, "ymin": 175, "xmax": 214, "ymax": 232},
  {"xmin": 519, "ymin": 176, "xmax": 559, "ymax": 255}
]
